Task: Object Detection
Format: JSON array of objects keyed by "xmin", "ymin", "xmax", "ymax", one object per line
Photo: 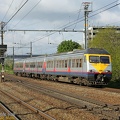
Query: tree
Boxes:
[
  {"xmin": 89, "ymin": 27, "xmax": 120, "ymax": 81},
  {"xmin": 57, "ymin": 40, "xmax": 82, "ymax": 53}
]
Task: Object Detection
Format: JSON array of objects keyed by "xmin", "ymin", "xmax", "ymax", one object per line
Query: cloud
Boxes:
[
  {"xmin": 1, "ymin": 0, "xmax": 120, "ymax": 55},
  {"xmin": 96, "ymin": 11, "xmax": 120, "ymax": 25}
]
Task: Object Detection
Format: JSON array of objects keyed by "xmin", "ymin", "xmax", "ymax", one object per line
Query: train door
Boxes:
[
  {"xmin": 68, "ymin": 59, "xmax": 71, "ymax": 73},
  {"xmin": 83, "ymin": 55, "xmax": 87, "ymax": 74},
  {"xmin": 23, "ymin": 60, "xmax": 25, "ymax": 72}
]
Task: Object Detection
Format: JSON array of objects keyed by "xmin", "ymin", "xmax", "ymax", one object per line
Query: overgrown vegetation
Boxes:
[{"xmin": 4, "ymin": 58, "xmax": 13, "ymax": 74}]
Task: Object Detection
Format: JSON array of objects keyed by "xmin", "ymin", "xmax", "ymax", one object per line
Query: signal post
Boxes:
[{"xmin": 0, "ymin": 22, "xmax": 7, "ymax": 82}]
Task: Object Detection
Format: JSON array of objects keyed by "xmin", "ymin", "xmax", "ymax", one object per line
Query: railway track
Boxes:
[
  {"xmin": 0, "ymin": 101, "xmax": 20, "ymax": 120},
  {"xmin": 5, "ymin": 75, "xmax": 120, "ymax": 120},
  {"xmin": 0, "ymin": 90, "xmax": 55, "ymax": 120},
  {"xmin": 20, "ymin": 82, "xmax": 120, "ymax": 119}
]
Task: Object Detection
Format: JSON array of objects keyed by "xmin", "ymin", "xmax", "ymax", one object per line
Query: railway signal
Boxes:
[{"xmin": 0, "ymin": 22, "xmax": 7, "ymax": 82}]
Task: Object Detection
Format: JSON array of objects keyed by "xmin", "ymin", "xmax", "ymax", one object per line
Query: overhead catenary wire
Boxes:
[
  {"xmin": 31, "ymin": 1, "xmax": 120, "ymax": 43},
  {"xmin": 2, "ymin": 0, "xmax": 15, "ymax": 21},
  {"xmin": 4, "ymin": 0, "xmax": 29, "ymax": 27},
  {"xmin": 7, "ymin": 0, "xmax": 120, "ymax": 55},
  {"xmin": 62, "ymin": 1, "xmax": 120, "ymax": 29},
  {"xmin": 12, "ymin": 0, "xmax": 42, "ymax": 29},
  {"xmin": 73, "ymin": 0, "xmax": 83, "ymax": 29}
]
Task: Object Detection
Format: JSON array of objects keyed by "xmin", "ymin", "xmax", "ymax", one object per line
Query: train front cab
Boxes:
[{"xmin": 85, "ymin": 54, "xmax": 112, "ymax": 85}]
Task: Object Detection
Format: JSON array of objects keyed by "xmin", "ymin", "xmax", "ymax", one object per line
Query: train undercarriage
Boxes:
[{"xmin": 14, "ymin": 72, "xmax": 109, "ymax": 87}]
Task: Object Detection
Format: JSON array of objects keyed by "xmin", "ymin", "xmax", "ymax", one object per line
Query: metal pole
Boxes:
[
  {"xmin": 83, "ymin": 2, "xmax": 92, "ymax": 49},
  {"xmin": 30, "ymin": 42, "xmax": 32, "ymax": 57},
  {"xmin": 1, "ymin": 22, "xmax": 4, "ymax": 45},
  {"xmin": 84, "ymin": 10, "xmax": 87, "ymax": 49},
  {"xmin": 84, "ymin": 4, "xmax": 89, "ymax": 49},
  {"xmin": 13, "ymin": 46, "xmax": 14, "ymax": 70}
]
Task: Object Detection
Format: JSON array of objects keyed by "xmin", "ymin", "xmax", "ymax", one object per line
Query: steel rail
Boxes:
[
  {"xmin": 16, "ymin": 80, "xmax": 120, "ymax": 120},
  {"xmin": 4, "ymin": 74, "xmax": 120, "ymax": 119},
  {"xmin": 0, "ymin": 90, "xmax": 55, "ymax": 120},
  {"xmin": 0, "ymin": 101, "xmax": 20, "ymax": 120}
]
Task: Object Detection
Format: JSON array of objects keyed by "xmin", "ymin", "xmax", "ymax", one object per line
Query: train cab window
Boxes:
[
  {"xmin": 89, "ymin": 56, "xmax": 99, "ymax": 63},
  {"xmin": 100, "ymin": 56, "xmax": 110, "ymax": 64}
]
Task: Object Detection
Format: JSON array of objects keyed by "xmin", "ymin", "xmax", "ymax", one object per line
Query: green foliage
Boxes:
[
  {"xmin": 57, "ymin": 40, "xmax": 83, "ymax": 53},
  {"xmin": 4, "ymin": 58, "xmax": 13, "ymax": 74},
  {"xmin": 89, "ymin": 27, "xmax": 120, "ymax": 81}
]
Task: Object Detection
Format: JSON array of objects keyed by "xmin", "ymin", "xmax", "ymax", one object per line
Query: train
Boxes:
[{"xmin": 13, "ymin": 48, "xmax": 112, "ymax": 86}]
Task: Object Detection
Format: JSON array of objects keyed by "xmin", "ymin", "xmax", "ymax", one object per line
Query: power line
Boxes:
[
  {"xmin": 7, "ymin": 0, "xmax": 120, "ymax": 54},
  {"xmin": 31, "ymin": 1, "xmax": 120, "ymax": 44},
  {"xmin": 5, "ymin": 0, "xmax": 29, "ymax": 27},
  {"xmin": 2, "ymin": 0, "xmax": 15, "ymax": 21},
  {"xmin": 63, "ymin": 1, "xmax": 120, "ymax": 29},
  {"xmin": 12, "ymin": 0, "xmax": 42, "ymax": 28},
  {"xmin": 73, "ymin": 0, "xmax": 83, "ymax": 29}
]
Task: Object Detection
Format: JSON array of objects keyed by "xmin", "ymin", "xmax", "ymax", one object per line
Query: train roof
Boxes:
[
  {"xmin": 14, "ymin": 48, "xmax": 110, "ymax": 62},
  {"xmin": 83, "ymin": 48, "xmax": 110, "ymax": 54},
  {"xmin": 47, "ymin": 48, "xmax": 110, "ymax": 56}
]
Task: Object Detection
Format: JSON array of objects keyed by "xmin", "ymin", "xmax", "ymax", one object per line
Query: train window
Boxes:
[
  {"xmin": 49, "ymin": 61, "xmax": 52, "ymax": 68},
  {"xmin": 47, "ymin": 61, "xmax": 50, "ymax": 68},
  {"xmin": 25, "ymin": 63, "xmax": 29, "ymax": 68},
  {"xmin": 100, "ymin": 56, "xmax": 110, "ymax": 64},
  {"xmin": 76, "ymin": 59, "xmax": 79, "ymax": 67},
  {"xmin": 75, "ymin": 59, "xmax": 82, "ymax": 68},
  {"xmin": 58, "ymin": 60, "xmax": 61, "ymax": 68},
  {"xmin": 56, "ymin": 61, "xmax": 58, "ymax": 68},
  {"xmin": 30, "ymin": 62, "xmax": 35, "ymax": 68},
  {"xmin": 50, "ymin": 61, "xmax": 52, "ymax": 68},
  {"xmin": 80, "ymin": 59, "xmax": 82, "ymax": 67},
  {"xmin": 72, "ymin": 59, "xmax": 75, "ymax": 68},
  {"xmin": 41, "ymin": 62, "xmax": 43, "ymax": 68},
  {"xmin": 89, "ymin": 56, "xmax": 99, "ymax": 63},
  {"xmin": 61, "ymin": 60, "xmax": 64, "ymax": 68},
  {"xmin": 65, "ymin": 60, "xmax": 67, "ymax": 68}
]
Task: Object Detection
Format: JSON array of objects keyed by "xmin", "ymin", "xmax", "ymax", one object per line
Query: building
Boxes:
[{"xmin": 87, "ymin": 26, "xmax": 120, "ymax": 41}]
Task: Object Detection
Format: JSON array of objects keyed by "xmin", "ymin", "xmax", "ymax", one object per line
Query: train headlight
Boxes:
[
  {"xmin": 106, "ymin": 70, "xmax": 110, "ymax": 72},
  {"xmin": 1, "ymin": 75, "xmax": 4, "ymax": 78}
]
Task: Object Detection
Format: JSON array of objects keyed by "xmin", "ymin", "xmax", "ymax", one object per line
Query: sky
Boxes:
[{"xmin": 0, "ymin": 0, "xmax": 120, "ymax": 55}]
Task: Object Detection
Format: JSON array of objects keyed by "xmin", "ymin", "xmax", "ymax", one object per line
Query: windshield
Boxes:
[
  {"xmin": 89, "ymin": 56, "xmax": 110, "ymax": 64},
  {"xmin": 89, "ymin": 56, "xmax": 99, "ymax": 63},
  {"xmin": 100, "ymin": 56, "xmax": 109, "ymax": 63}
]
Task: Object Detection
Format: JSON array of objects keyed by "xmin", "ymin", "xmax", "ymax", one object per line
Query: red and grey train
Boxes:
[{"xmin": 14, "ymin": 48, "xmax": 112, "ymax": 86}]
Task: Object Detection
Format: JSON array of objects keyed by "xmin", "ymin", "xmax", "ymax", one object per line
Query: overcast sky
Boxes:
[{"xmin": 0, "ymin": 0, "xmax": 120, "ymax": 55}]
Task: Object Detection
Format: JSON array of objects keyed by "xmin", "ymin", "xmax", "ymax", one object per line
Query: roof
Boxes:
[{"xmin": 84, "ymin": 48, "xmax": 110, "ymax": 54}]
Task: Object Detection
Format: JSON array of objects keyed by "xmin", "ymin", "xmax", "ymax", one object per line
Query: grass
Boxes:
[{"xmin": 5, "ymin": 69, "xmax": 14, "ymax": 74}]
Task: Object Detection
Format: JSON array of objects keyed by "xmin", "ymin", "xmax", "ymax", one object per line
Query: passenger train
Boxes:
[{"xmin": 14, "ymin": 48, "xmax": 112, "ymax": 86}]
